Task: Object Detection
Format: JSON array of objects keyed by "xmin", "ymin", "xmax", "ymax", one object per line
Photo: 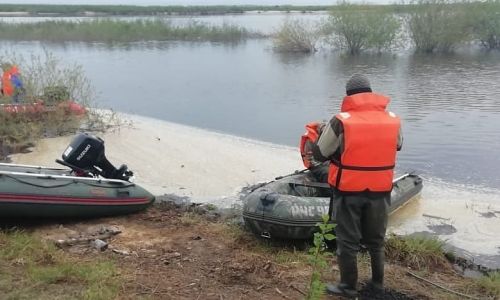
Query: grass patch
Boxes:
[
  {"xmin": 476, "ymin": 271, "xmax": 500, "ymax": 297},
  {"xmin": 223, "ymin": 223, "xmax": 310, "ymax": 266},
  {"xmin": 179, "ymin": 211, "xmax": 206, "ymax": 226},
  {"xmin": 385, "ymin": 234, "xmax": 451, "ymax": 270},
  {"xmin": 0, "ymin": 230, "xmax": 119, "ymax": 300},
  {"xmin": 0, "ymin": 19, "xmax": 260, "ymax": 43}
]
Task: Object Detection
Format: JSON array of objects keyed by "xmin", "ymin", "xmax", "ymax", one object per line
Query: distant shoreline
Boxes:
[{"xmin": 0, "ymin": 4, "xmax": 333, "ymax": 17}]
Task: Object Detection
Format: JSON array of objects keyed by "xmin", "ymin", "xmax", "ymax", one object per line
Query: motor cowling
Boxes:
[{"xmin": 60, "ymin": 133, "xmax": 133, "ymax": 181}]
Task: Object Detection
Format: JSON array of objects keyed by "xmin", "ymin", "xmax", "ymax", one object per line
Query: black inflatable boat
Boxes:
[{"xmin": 242, "ymin": 172, "xmax": 422, "ymax": 239}]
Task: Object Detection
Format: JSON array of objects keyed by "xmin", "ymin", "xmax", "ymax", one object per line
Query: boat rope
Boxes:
[
  {"xmin": 0, "ymin": 173, "xmax": 134, "ymax": 189},
  {"xmin": 406, "ymin": 271, "xmax": 485, "ymax": 300}
]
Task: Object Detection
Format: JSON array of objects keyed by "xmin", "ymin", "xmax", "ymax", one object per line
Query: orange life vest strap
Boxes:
[{"xmin": 330, "ymin": 159, "xmax": 395, "ymax": 171}]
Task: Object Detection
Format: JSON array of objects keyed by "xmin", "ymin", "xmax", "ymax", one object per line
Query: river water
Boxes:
[{"xmin": 2, "ymin": 13, "xmax": 500, "ymax": 267}]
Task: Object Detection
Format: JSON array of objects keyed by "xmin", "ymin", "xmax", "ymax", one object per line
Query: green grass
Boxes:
[
  {"xmin": 0, "ymin": 230, "xmax": 119, "ymax": 300},
  {"xmin": 476, "ymin": 272, "xmax": 500, "ymax": 297},
  {"xmin": 0, "ymin": 19, "xmax": 259, "ymax": 43},
  {"xmin": 385, "ymin": 234, "xmax": 450, "ymax": 270}
]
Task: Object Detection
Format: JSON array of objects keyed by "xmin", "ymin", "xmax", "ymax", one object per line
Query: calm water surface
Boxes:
[{"xmin": 3, "ymin": 39, "xmax": 499, "ymax": 189}]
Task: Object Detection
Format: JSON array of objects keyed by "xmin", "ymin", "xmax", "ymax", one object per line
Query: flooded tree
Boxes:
[{"xmin": 326, "ymin": 3, "xmax": 401, "ymax": 55}]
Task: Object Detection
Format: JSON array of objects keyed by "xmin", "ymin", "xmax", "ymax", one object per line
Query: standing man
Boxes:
[{"xmin": 312, "ymin": 74, "xmax": 403, "ymax": 298}]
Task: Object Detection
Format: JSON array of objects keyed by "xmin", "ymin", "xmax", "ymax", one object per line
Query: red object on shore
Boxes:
[{"xmin": 0, "ymin": 100, "xmax": 86, "ymax": 116}]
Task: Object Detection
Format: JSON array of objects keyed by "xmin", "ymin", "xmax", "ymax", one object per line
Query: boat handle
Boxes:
[
  {"xmin": 117, "ymin": 190, "xmax": 130, "ymax": 197},
  {"xmin": 261, "ymin": 232, "xmax": 271, "ymax": 239}
]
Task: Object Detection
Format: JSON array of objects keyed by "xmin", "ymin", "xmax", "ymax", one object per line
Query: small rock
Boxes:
[
  {"xmin": 112, "ymin": 249, "xmax": 130, "ymax": 256},
  {"xmin": 164, "ymin": 252, "xmax": 182, "ymax": 260},
  {"xmin": 181, "ymin": 164, "xmax": 185, "ymax": 168},
  {"xmin": 91, "ymin": 239, "xmax": 108, "ymax": 251},
  {"xmin": 191, "ymin": 236, "xmax": 202, "ymax": 240}
]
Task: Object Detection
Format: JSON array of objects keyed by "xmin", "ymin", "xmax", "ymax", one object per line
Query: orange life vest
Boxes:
[
  {"xmin": 1, "ymin": 68, "xmax": 14, "ymax": 96},
  {"xmin": 1, "ymin": 65, "xmax": 20, "ymax": 97},
  {"xmin": 328, "ymin": 93, "xmax": 400, "ymax": 192},
  {"xmin": 300, "ymin": 122, "xmax": 321, "ymax": 168}
]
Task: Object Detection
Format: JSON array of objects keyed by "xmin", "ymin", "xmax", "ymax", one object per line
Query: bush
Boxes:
[
  {"xmin": 468, "ymin": 0, "xmax": 500, "ymax": 50},
  {"xmin": 273, "ymin": 19, "xmax": 319, "ymax": 53},
  {"xmin": 0, "ymin": 51, "xmax": 109, "ymax": 160},
  {"xmin": 407, "ymin": 0, "xmax": 471, "ymax": 53},
  {"xmin": 41, "ymin": 86, "xmax": 71, "ymax": 105},
  {"xmin": 0, "ymin": 50, "xmax": 94, "ymax": 106},
  {"xmin": 327, "ymin": 3, "xmax": 401, "ymax": 54}
]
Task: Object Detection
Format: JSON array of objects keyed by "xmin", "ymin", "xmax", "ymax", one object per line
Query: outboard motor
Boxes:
[{"xmin": 57, "ymin": 133, "xmax": 133, "ymax": 181}]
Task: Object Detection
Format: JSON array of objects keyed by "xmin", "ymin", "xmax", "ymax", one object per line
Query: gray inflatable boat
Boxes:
[{"xmin": 242, "ymin": 172, "xmax": 422, "ymax": 240}]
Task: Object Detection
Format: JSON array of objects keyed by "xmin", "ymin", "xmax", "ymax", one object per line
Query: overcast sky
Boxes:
[{"xmin": 0, "ymin": 0, "xmax": 387, "ymax": 5}]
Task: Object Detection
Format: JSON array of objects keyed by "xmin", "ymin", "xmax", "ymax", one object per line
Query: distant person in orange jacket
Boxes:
[
  {"xmin": 1, "ymin": 63, "xmax": 24, "ymax": 103},
  {"xmin": 312, "ymin": 74, "xmax": 403, "ymax": 298}
]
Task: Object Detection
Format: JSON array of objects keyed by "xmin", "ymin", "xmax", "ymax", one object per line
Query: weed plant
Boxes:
[{"xmin": 306, "ymin": 214, "xmax": 335, "ymax": 300}]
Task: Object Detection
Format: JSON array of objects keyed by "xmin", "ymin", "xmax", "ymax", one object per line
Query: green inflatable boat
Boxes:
[
  {"xmin": 243, "ymin": 172, "xmax": 422, "ymax": 240},
  {"xmin": 0, "ymin": 133, "xmax": 154, "ymax": 218}
]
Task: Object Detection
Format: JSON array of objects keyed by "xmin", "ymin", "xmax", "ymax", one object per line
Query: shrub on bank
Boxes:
[
  {"xmin": 326, "ymin": 3, "xmax": 401, "ymax": 55},
  {"xmin": 273, "ymin": 19, "xmax": 319, "ymax": 53},
  {"xmin": 0, "ymin": 52, "xmax": 111, "ymax": 160},
  {"xmin": 407, "ymin": 0, "xmax": 471, "ymax": 53}
]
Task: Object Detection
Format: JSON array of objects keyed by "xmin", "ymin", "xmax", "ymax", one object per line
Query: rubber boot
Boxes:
[
  {"xmin": 326, "ymin": 253, "xmax": 358, "ymax": 298},
  {"xmin": 368, "ymin": 250, "xmax": 385, "ymax": 294}
]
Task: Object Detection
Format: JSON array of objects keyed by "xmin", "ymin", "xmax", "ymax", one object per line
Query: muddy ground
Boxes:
[{"xmin": 25, "ymin": 204, "xmax": 489, "ymax": 300}]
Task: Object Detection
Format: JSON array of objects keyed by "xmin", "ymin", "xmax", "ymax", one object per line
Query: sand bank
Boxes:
[
  {"xmin": 10, "ymin": 113, "xmax": 302, "ymax": 201},
  {"xmin": 10, "ymin": 113, "xmax": 500, "ymax": 268}
]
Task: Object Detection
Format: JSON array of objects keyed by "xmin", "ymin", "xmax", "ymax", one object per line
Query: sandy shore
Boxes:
[
  {"xmin": 10, "ymin": 113, "xmax": 302, "ymax": 202},
  {"xmin": 10, "ymin": 112, "xmax": 500, "ymax": 268}
]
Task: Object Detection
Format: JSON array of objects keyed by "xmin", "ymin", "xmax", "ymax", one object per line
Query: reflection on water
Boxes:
[{"xmin": 1, "ymin": 38, "xmax": 499, "ymax": 190}]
